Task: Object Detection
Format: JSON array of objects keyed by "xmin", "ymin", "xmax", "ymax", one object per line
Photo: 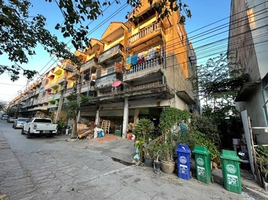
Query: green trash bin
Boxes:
[
  {"xmin": 193, "ymin": 146, "xmax": 211, "ymax": 184},
  {"xmin": 220, "ymin": 150, "xmax": 242, "ymax": 194}
]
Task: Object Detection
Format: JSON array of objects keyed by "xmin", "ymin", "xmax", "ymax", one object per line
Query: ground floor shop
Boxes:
[{"xmin": 79, "ymin": 96, "xmax": 190, "ymax": 138}]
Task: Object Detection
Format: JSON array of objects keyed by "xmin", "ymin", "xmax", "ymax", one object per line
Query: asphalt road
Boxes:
[{"xmin": 0, "ymin": 119, "xmax": 266, "ymax": 200}]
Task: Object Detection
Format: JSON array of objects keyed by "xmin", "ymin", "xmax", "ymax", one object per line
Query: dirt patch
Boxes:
[{"xmin": 93, "ymin": 134, "xmax": 122, "ymax": 144}]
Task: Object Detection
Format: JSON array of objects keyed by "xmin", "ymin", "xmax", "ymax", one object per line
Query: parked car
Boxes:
[
  {"xmin": 21, "ymin": 118, "xmax": 58, "ymax": 138},
  {"xmin": 7, "ymin": 117, "xmax": 17, "ymax": 123},
  {"xmin": 13, "ymin": 118, "xmax": 29, "ymax": 129},
  {"xmin": 1, "ymin": 115, "xmax": 9, "ymax": 120}
]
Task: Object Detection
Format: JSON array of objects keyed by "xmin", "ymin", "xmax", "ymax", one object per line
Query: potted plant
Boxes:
[
  {"xmin": 153, "ymin": 141, "xmax": 162, "ymax": 174},
  {"xmin": 133, "ymin": 119, "xmax": 155, "ymax": 162},
  {"xmin": 255, "ymin": 145, "xmax": 268, "ymax": 190},
  {"xmin": 144, "ymin": 141, "xmax": 155, "ymax": 167},
  {"xmin": 157, "ymin": 108, "xmax": 190, "ymax": 174},
  {"xmin": 160, "ymin": 135, "xmax": 176, "ymax": 174}
]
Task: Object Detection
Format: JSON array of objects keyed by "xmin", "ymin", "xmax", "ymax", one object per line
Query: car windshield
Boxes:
[{"xmin": 18, "ymin": 118, "xmax": 28, "ymax": 122}]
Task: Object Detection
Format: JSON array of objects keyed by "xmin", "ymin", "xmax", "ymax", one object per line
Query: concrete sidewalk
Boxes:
[{"xmin": 76, "ymin": 134, "xmax": 268, "ymax": 199}]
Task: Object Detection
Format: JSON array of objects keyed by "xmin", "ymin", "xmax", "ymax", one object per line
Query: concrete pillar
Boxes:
[
  {"xmin": 134, "ymin": 108, "xmax": 139, "ymax": 124},
  {"xmin": 95, "ymin": 109, "xmax": 100, "ymax": 126},
  {"xmin": 122, "ymin": 98, "xmax": 129, "ymax": 138}
]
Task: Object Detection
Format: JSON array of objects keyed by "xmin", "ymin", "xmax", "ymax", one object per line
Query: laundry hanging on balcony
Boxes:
[
  {"xmin": 126, "ymin": 57, "xmax": 131, "ymax": 71},
  {"xmin": 131, "ymin": 55, "xmax": 138, "ymax": 65}
]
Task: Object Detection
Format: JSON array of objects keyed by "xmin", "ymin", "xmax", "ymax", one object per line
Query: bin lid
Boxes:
[
  {"xmin": 220, "ymin": 150, "xmax": 241, "ymax": 162},
  {"xmin": 192, "ymin": 146, "xmax": 211, "ymax": 155},
  {"xmin": 176, "ymin": 144, "xmax": 191, "ymax": 153}
]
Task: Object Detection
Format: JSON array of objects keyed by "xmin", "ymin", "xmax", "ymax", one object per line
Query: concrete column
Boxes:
[
  {"xmin": 95, "ymin": 109, "xmax": 100, "ymax": 126},
  {"xmin": 122, "ymin": 98, "xmax": 129, "ymax": 138},
  {"xmin": 134, "ymin": 108, "xmax": 139, "ymax": 124}
]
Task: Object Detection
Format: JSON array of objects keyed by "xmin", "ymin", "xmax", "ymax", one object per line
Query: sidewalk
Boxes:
[{"xmin": 77, "ymin": 134, "xmax": 268, "ymax": 199}]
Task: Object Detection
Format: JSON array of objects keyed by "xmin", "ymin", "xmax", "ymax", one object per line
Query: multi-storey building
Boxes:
[
  {"xmin": 8, "ymin": 1, "xmax": 198, "ymax": 138},
  {"xmin": 78, "ymin": 0, "xmax": 197, "ymax": 137},
  {"xmin": 228, "ymin": 0, "xmax": 268, "ymax": 144}
]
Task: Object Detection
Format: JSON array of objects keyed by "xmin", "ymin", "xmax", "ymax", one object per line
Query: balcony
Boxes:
[
  {"xmin": 124, "ymin": 57, "xmax": 163, "ymax": 83},
  {"xmin": 47, "ymin": 93, "xmax": 55, "ymax": 102},
  {"xmin": 58, "ymin": 76, "xmax": 66, "ymax": 84},
  {"xmin": 67, "ymin": 70, "xmax": 79, "ymax": 80},
  {"xmin": 41, "ymin": 96, "xmax": 48, "ymax": 103},
  {"xmin": 94, "ymin": 81, "xmax": 172, "ymax": 102},
  {"xmin": 80, "ymin": 81, "xmax": 96, "ymax": 94},
  {"xmin": 33, "ymin": 106, "xmax": 48, "ymax": 111},
  {"xmin": 128, "ymin": 22, "xmax": 164, "ymax": 53},
  {"xmin": 54, "ymin": 93, "xmax": 61, "ymax": 100},
  {"xmin": 50, "ymin": 79, "xmax": 59, "ymax": 89},
  {"xmin": 48, "ymin": 104, "xmax": 58, "ymax": 109},
  {"xmin": 54, "ymin": 65, "xmax": 63, "ymax": 75},
  {"xmin": 80, "ymin": 57, "xmax": 99, "ymax": 73},
  {"xmin": 62, "ymin": 62, "xmax": 75, "ymax": 72},
  {"xmin": 44, "ymin": 84, "xmax": 51, "ymax": 91},
  {"xmin": 64, "ymin": 88, "xmax": 75, "ymax": 97},
  {"xmin": 95, "ymin": 73, "xmax": 117, "ymax": 90},
  {"xmin": 98, "ymin": 44, "xmax": 124, "ymax": 66}
]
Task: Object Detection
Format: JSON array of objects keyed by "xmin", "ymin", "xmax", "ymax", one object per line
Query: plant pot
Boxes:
[
  {"xmin": 144, "ymin": 156, "xmax": 153, "ymax": 167},
  {"xmin": 153, "ymin": 160, "xmax": 161, "ymax": 174},
  {"xmin": 161, "ymin": 160, "xmax": 175, "ymax": 174}
]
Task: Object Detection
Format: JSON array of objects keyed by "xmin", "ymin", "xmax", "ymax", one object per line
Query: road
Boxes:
[{"xmin": 0, "ymin": 119, "xmax": 266, "ymax": 200}]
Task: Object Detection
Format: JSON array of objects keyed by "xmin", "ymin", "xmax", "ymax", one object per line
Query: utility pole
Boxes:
[
  {"xmin": 55, "ymin": 79, "xmax": 67, "ymax": 123},
  {"xmin": 14, "ymin": 90, "xmax": 22, "ymax": 118},
  {"xmin": 71, "ymin": 66, "xmax": 82, "ymax": 138}
]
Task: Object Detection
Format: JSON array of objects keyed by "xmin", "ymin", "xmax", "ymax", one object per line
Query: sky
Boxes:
[{"xmin": 0, "ymin": 0, "xmax": 231, "ymax": 103}]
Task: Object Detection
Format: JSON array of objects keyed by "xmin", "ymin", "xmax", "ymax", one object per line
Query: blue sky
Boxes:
[{"xmin": 0, "ymin": 0, "xmax": 231, "ymax": 102}]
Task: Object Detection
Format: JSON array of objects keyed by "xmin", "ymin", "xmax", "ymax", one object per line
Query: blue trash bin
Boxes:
[{"xmin": 176, "ymin": 144, "xmax": 191, "ymax": 180}]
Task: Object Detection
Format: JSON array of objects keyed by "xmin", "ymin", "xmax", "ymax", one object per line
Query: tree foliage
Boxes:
[
  {"xmin": 188, "ymin": 52, "xmax": 249, "ymax": 120},
  {"xmin": 1, "ymin": 0, "xmax": 191, "ymax": 81}
]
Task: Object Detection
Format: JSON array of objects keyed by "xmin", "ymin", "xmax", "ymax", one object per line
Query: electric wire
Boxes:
[
  {"xmin": 6, "ymin": 1, "xmax": 268, "ymax": 103},
  {"xmin": 6, "ymin": 2, "xmax": 128, "ymax": 102}
]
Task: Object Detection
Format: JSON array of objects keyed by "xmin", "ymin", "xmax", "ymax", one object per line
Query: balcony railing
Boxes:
[
  {"xmin": 47, "ymin": 93, "xmax": 55, "ymax": 102},
  {"xmin": 54, "ymin": 93, "xmax": 61, "ymax": 100},
  {"xmin": 62, "ymin": 62, "xmax": 75, "ymax": 72},
  {"xmin": 128, "ymin": 22, "xmax": 159, "ymax": 45},
  {"xmin": 54, "ymin": 66, "xmax": 63, "ymax": 75},
  {"xmin": 33, "ymin": 106, "xmax": 48, "ymax": 111},
  {"xmin": 98, "ymin": 81, "xmax": 163, "ymax": 97},
  {"xmin": 80, "ymin": 81, "xmax": 95, "ymax": 93},
  {"xmin": 98, "ymin": 44, "xmax": 124, "ymax": 65},
  {"xmin": 95, "ymin": 73, "xmax": 116, "ymax": 90},
  {"xmin": 124, "ymin": 57, "xmax": 163, "ymax": 82},
  {"xmin": 50, "ymin": 79, "xmax": 59, "ymax": 89},
  {"xmin": 80, "ymin": 57, "xmax": 98, "ymax": 73},
  {"xmin": 57, "ymin": 76, "xmax": 65, "ymax": 84},
  {"xmin": 67, "ymin": 70, "xmax": 79, "ymax": 79}
]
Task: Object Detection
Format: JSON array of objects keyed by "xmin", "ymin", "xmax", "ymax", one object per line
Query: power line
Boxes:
[{"xmin": 7, "ymin": 1, "xmax": 267, "ymax": 102}]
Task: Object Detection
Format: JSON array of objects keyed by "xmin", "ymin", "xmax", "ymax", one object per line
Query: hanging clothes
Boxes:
[{"xmin": 131, "ymin": 54, "xmax": 138, "ymax": 65}]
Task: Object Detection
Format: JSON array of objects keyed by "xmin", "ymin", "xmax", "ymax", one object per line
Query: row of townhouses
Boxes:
[{"xmin": 8, "ymin": 1, "xmax": 198, "ymax": 137}]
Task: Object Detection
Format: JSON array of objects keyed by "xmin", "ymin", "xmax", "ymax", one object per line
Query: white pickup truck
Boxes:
[{"xmin": 21, "ymin": 118, "xmax": 58, "ymax": 139}]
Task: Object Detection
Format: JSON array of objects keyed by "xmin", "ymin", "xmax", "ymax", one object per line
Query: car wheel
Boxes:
[
  {"xmin": 21, "ymin": 129, "xmax": 24, "ymax": 135},
  {"xmin": 26, "ymin": 129, "xmax": 32, "ymax": 139}
]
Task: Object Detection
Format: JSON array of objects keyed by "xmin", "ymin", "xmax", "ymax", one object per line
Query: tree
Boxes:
[
  {"xmin": 187, "ymin": 52, "xmax": 249, "ymax": 148},
  {"xmin": 62, "ymin": 92, "xmax": 90, "ymax": 138},
  {"xmin": 188, "ymin": 52, "xmax": 249, "ymax": 121},
  {"xmin": 1, "ymin": 0, "xmax": 191, "ymax": 81}
]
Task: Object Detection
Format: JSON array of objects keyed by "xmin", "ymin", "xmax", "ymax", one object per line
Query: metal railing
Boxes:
[
  {"xmin": 126, "ymin": 57, "xmax": 162, "ymax": 75},
  {"xmin": 128, "ymin": 22, "xmax": 159, "ymax": 45}
]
